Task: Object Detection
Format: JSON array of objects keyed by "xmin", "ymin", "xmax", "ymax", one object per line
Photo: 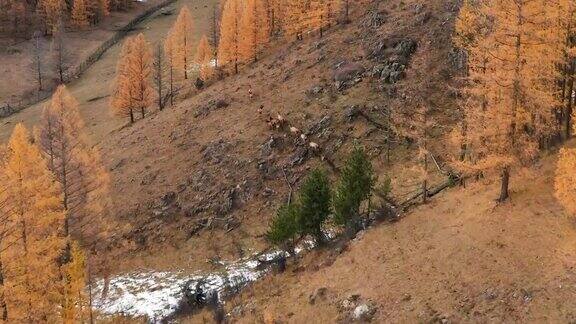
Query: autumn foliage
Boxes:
[
  {"xmin": 0, "ymin": 124, "xmax": 66, "ymax": 322},
  {"xmin": 196, "ymin": 35, "xmax": 214, "ymax": 80},
  {"xmin": 1, "ymin": 0, "xmax": 111, "ymax": 38},
  {"xmin": 218, "ymin": 0, "xmax": 242, "ymax": 73},
  {"xmin": 456, "ymin": 0, "xmax": 562, "ymax": 201},
  {"xmin": 0, "ymin": 85, "xmax": 112, "ymax": 320},
  {"xmin": 239, "ymin": 0, "xmax": 270, "ymax": 62},
  {"xmin": 167, "ymin": 6, "xmax": 195, "ymax": 80},
  {"xmin": 38, "ymin": 85, "xmax": 112, "ymax": 246},
  {"xmin": 111, "ymin": 34, "xmax": 154, "ymax": 123},
  {"xmin": 72, "ymin": 0, "xmax": 90, "ymax": 29}
]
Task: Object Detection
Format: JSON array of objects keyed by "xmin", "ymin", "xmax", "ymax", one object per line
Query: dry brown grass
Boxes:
[{"xmin": 218, "ymin": 150, "xmax": 576, "ymax": 323}]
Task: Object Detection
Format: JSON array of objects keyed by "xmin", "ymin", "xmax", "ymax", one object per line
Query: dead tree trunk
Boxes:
[
  {"xmin": 32, "ymin": 32, "xmax": 43, "ymax": 92},
  {"xmin": 498, "ymin": 167, "xmax": 510, "ymax": 202},
  {"xmin": 565, "ymin": 60, "xmax": 575, "ymax": 139},
  {"xmin": 153, "ymin": 43, "xmax": 165, "ymax": 110}
]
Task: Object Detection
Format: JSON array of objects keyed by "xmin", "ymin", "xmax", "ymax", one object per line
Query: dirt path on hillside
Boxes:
[{"xmin": 0, "ymin": 0, "xmax": 218, "ymax": 144}]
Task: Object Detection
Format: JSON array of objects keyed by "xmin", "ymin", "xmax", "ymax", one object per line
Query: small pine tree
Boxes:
[
  {"xmin": 267, "ymin": 203, "xmax": 299, "ymax": 254},
  {"xmin": 297, "ymin": 168, "xmax": 331, "ymax": 244},
  {"xmin": 333, "ymin": 146, "xmax": 375, "ymax": 234}
]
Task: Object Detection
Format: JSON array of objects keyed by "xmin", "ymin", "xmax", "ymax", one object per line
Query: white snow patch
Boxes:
[
  {"xmin": 93, "ymin": 271, "xmax": 188, "ymax": 321},
  {"xmin": 91, "ymin": 231, "xmax": 337, "ymax": 322}
]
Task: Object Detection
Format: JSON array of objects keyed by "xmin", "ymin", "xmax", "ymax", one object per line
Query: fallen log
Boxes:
[{"xmin": 400, "ymin": 173, "xmax": 460, "ymax": 210}]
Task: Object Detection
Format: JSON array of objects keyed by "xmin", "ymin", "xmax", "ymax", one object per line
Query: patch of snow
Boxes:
[
  {"xmin": 92, "ymin": 253, "xmax": 270, "ymax": 322},
  {"xmin": 93, "ymin": 271, "xmax": 188, "ymax": 321},
  {"xmin": 91, "ymin": 230, "xmax": 339, "ymax": 322}
]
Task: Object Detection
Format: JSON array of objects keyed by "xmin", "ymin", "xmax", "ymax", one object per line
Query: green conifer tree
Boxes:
[
  {"xmin": 267, "ymin": 203, "xmax": 299, "ymax": 254},
  {"xmin": 333, "ymin": 146, "xmax": 375, "ymax": 235},
  {"xmin": 297, "ymin": 168, "xmax": 331, "ymax": 244}
]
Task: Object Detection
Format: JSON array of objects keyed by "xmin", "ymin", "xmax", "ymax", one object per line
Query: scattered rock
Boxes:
[
  {"xmin": 152, "ymin": 191, "xmax": 180, "ymax": 217},
  {"xmin": 362, "ymin": 10, "xmax": 386, "ymax": 28},
  {"xmin": 368, "ymin": 38, "xmax": 417, "ymax": 84},
  {"xmin": 215, "ymin": 99, "xmax": 229, "ymax": 109},
  {"xmin": 262, "ymin": 187, "xmax": 276, "ymax": 198},
  {"xmin": 308, "ymin": 115, "xmax": 332, "ymax": 136},
  {"xmin": 368, "ymin": 41, "xmax": 387, "ymax": 60},
  {"xmin": 202, "ymin": 139, "xmax": 233, "ymax": 164},
  {"xmin": 380, "ymin": 62, "xmax": 406, "ymax": 84},
  {"xmin": 160, "ymin": 192, "xmax": 177, "ymax": 207},
  {"xmin": 352, "ymin": 302, "xmax": 376, "ymax": 322},
  {"xmin": 484, "ymin": 288, "xmax": 498, "ymax": 301},
  {"xmin": 288, "ymin": 147, "xmax": 309, "ymax": 167},
  {"xmin": 344, "ymin": 106, "xmax": 360, "ymax": 122},
  {"xmin": 230, "ymin": 305, "xmax": 244, "ymax": 317},
  {"xmin": 333, "ymin": 62, "xmax": 365, "ymax": 90},
  {"xmin": 309, "ymin": 287, "xmax": 328, "ymax": 305},
  {"xmin": 449, "ymin": 47, "xmax": 468, "ymax": 72},
  {"xmin": 195, "ymin": 97, "xmax": 230, "ymax": 117},
  {"xmin": 307, "ymin": 85, "xmax": 324, "ymax": 97},
  {"xmin": 217, "ymin": 188, "xmax": 237, "ymax": 215},
  {"xmin": 260, "ymin": 136, "xmax": 283, "ymax": 158},
  {"xmin": 394, "ymin": 38, "xmax": 418, "ymax": 58}
]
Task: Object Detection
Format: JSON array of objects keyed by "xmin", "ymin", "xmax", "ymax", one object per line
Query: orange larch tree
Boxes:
[
  {"xmin": 127, "ymin": 33, "xmax": 154, "ymax": 118},
  {"xmin": 553, "ymin": 0, "xmax": 576, "ymax": 138},
  {"xmin": 267, "ymin": 0, "xmax": 284, "ymax": 38},
  {"xmin": 210, "ymin": 3, "xmax": 221, "ymax": 68},
  {"xmin": 153, "ymin": 42, "xmax": 167, "ymax": 110},
  {"xmin": 51, "ymin": 22, "xmax": 71, "ymax": 84},
  {"xmin": 37, "ymin": 0, "xmax": 65, "ymax": 35},
  {"xmin": 71, "ymin": 0, "xmax": 90, "ymax": 29},
  {"xmin": 87, "ymin": 0, "xmax": 110, "ymax": 25},
  {"xmin": 218, "ymin": 0, "xmax": 241, "ymax": 73},
  {"xmin": 195, "ymin": 35, "xmax": 214, "ymax": 81},
  {"xmin": 283, "ymin": 0, "xmax": 307, "ymax": 40},
  {"xmin": 0, "ymin": 144, "xmax": 8, "ymax": 321},
  {"xmin": 167, "ymin": 6, "xmax": 194, "ymax": 80},
  {"xmin": 555, "ymin": 147, "xmax": 576, "ymax": 216},
  {"xmin": 111, "ymin": 36, "xmax": 153, "ymax": 123},
  {"xmin": 37, "ymin": 85, "xmax": 113, "ymax": 248},
  {"xmin": 0, "ymin": 124, "xmax": 66, "ymax": 322},
  {"xmin": 62, "ymin": 241, "xmax": 88, "ymax": 322},
  {"xmin": 239, "ymin": 0, "xmax": 271, "ymax": 63},
  {"xmin": 111, "ymin": 37, "xmax": 135, "ymax": 122},
  {"xmin": 457, "ymin": 0, "xmax": 561, "ymax": 201}
]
